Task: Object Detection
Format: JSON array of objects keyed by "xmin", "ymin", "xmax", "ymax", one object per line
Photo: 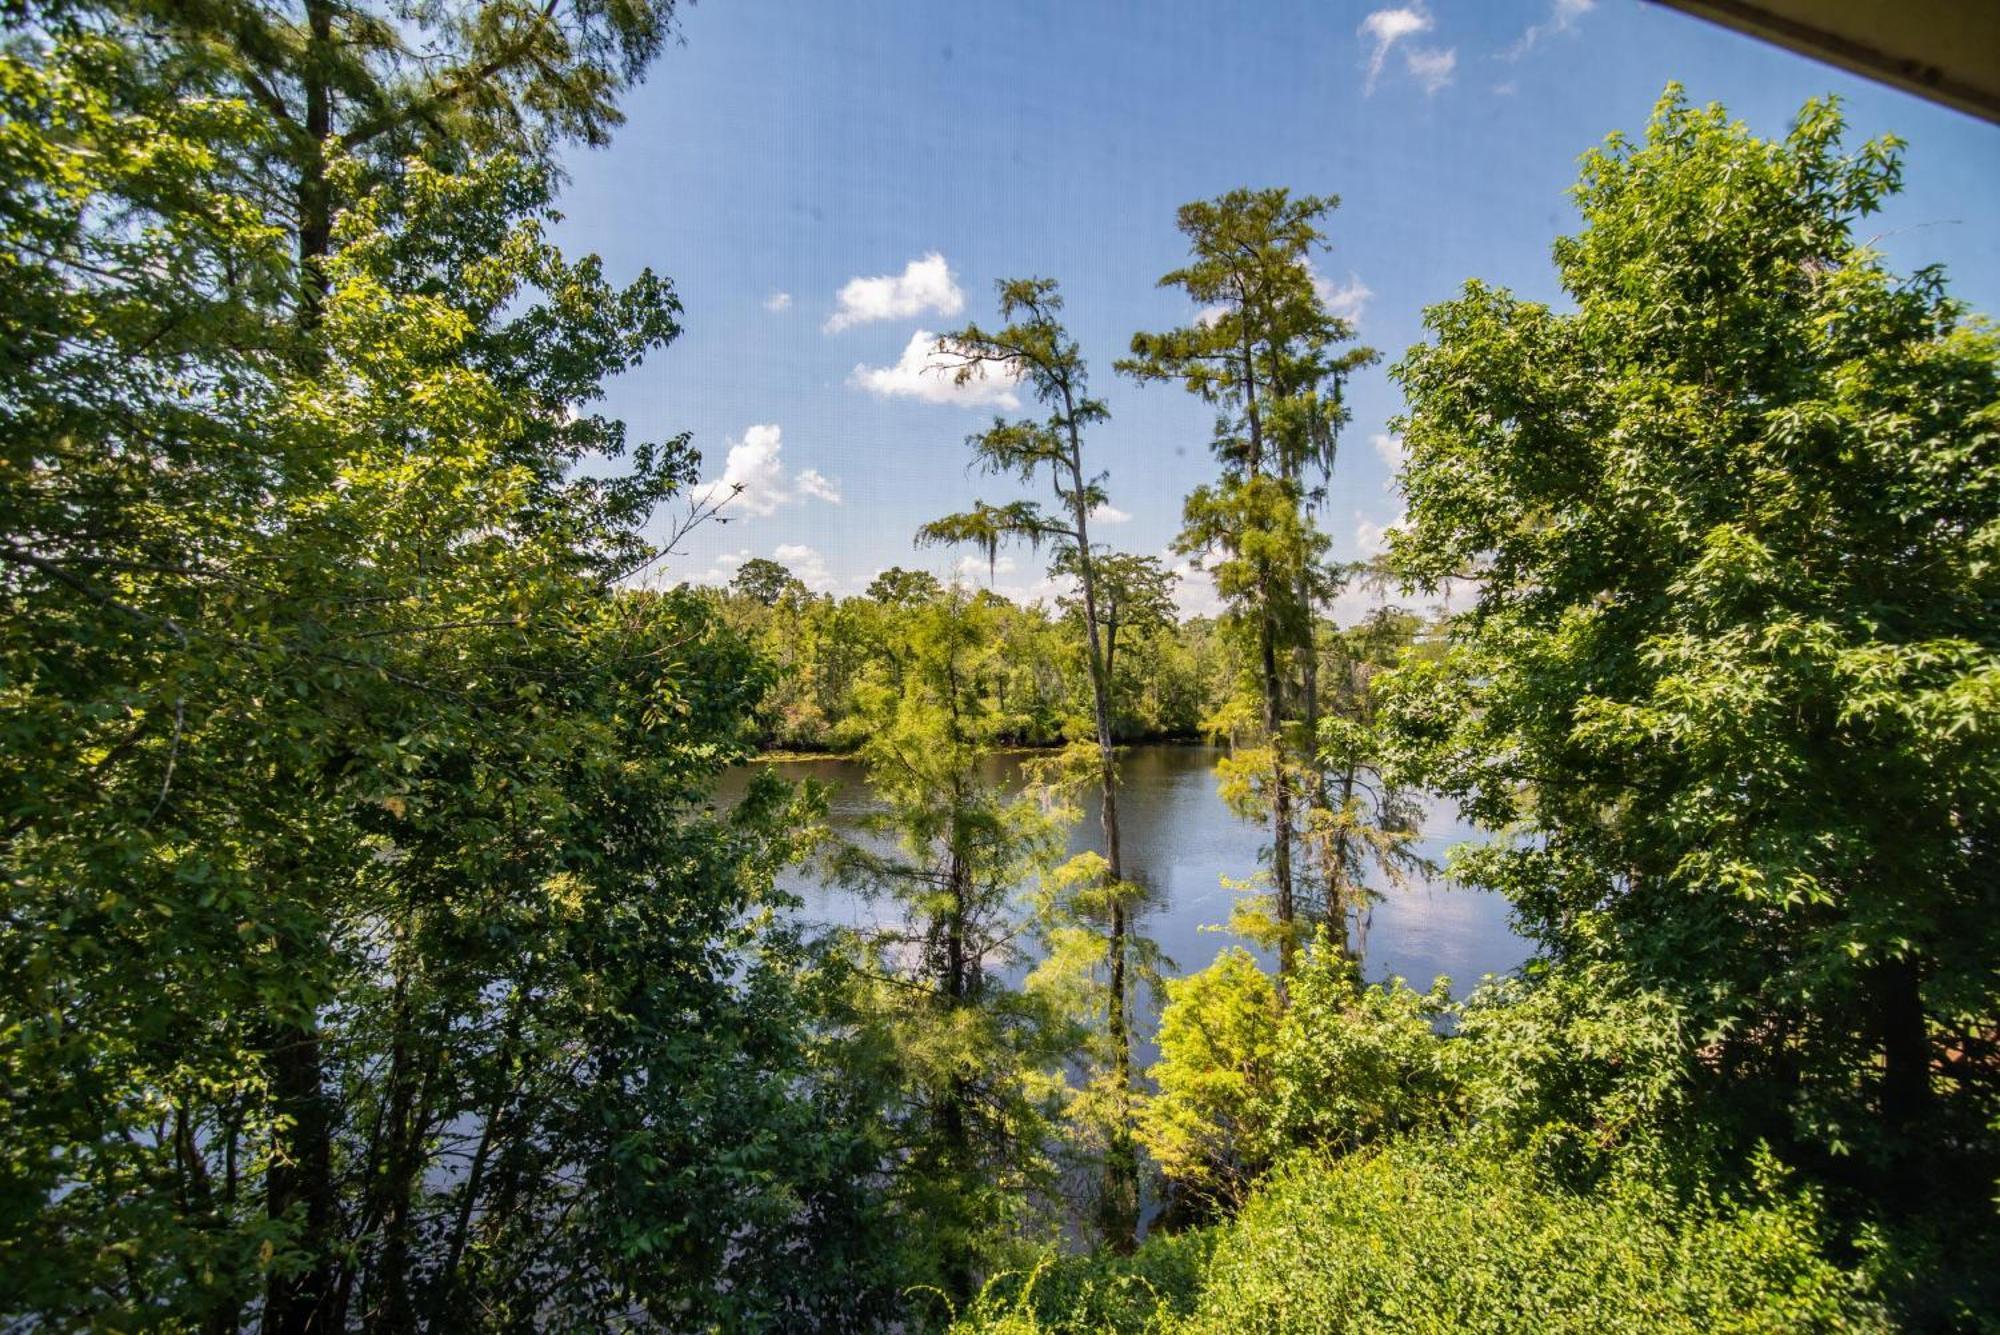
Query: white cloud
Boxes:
[
  {"xmin": 1168, "ymin": 561, "xmax": 1225, "ymax": 618},
  {"xmin": 1090, "ymin": 503, "xmax": 1132, "ymax": 525},
  {"xmin": 1360, "ymin": 6, "xmax": 1431, "ymax": 95},
  {"xmin": 948, "ymin": 551, "xmax": 1084, "ymax": 609},
  {"xmin": 1307, "ymin": 261, "xmax": 1373, "ymax": 325},
  {"xmin": 951, "ymin": 552, "xmax": 1019, "ymax": 584},
  {"xmin": 1493, "ymin": 80, "xmax": 1519, "ymax": 96},
  {"xmin": 1405, "ymin": 45, "xmax": 1457, "ymax": 95},
  {"xmin": 1194, "ymin": 302, "xmax": 1231, "ymax": 328},
  {"xmin": 1503, "ymin": 0, "xmax": 1594, "ymax": 60},
  {"xmin": 850, "ymin": 330, "xmax": 1023, "ymax": 408},
  {"xmin": 1356, "ymin": 515, "xmax": 1394, "ymax": 559},
  {"xmin": 1360, "ymin": 6, "xmax": 1454, "ymax": 96},
  {"xmin": 1372, "ymin": 432, "xmax": 1405, "ymax": 470},
  {"xmin": 689, "ymin": 544, "xmax": 836, "ymax": 594},
  {"xmin": 824, "ymin": 252, "xmax": 965, "ymax": 333},
  {"xmin": 763, "ymin": 291, "xmax": 793, "ymax": 313},
  {"xmin": 795, "ymin": 468, "xmax": 842, "ymax": 504},
  {"xmin": 689, "ymin": 424, "xmax": 841, "ymax": 517},
  {"xmin": 693, "ymin": 548, "xmax": 752, "ymax": 587},
  {"xmin": 773, "ymin": 543, "xmax": 836, "ymax": 592}
]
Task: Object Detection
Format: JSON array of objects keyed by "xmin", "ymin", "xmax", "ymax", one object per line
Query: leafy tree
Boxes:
[
  {"xmin": 1264, "ymin": 940, "xmax": 1460, "ymax": 1155},
  {"xmin": 1137, "ymin": 948, "xmax": 1281, "ymax": 1218},
  {"xmin": 919, "ymin": 278, "xmax": 1152, "ymax": 1245},
  {"xmin": 1054, "ymin": 548, "xmax": 1177, "ymax": 711},
  {"xmin": 0, "ymin": 23, "xmax": 884, "ymax": 1328},
  {"xmin": 832, "ymin": 591, "xmax": 1077, "ymax": 1307},
  {"xmin": 1122, "ymin": 189, "xmax": 1373, "ymax": 981},
  {"xmin": 867, "ymin": 564, "xmax": 944, "ymax": 607},
  {"xmin": 25, "ymin": 0, "xmax": 684, "ymax": 327},
  {"xmin": 1385, "ymin": 86, "xmax": 2000, "ymax": 1270},
  {"xmin": 732, "ymin": 554, "xmax": 807, "ymax": 606}
]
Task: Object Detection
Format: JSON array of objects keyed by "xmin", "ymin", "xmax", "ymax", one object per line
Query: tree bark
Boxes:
[
  {"xmin": 262, "ymin": 1020, "xmax": 339, "ymax": 1335},
  {"xmin": 1062, "ymin": 388, "xmax": 1139, "ymax": 1251},
  {"xmin": 295, "ymin": 0, "xmax": 334, "ymax": 331},
  {"xmin": 1258, "ymin": 576, "xmax": 1295, "ymax": 987}
]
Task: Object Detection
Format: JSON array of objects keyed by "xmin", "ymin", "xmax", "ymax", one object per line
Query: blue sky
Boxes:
[{"xmin": 552, "ymin": 0, "xmax": 2000, "ymax": 616}]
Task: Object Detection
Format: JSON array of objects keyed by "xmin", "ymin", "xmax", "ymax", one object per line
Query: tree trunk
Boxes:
[
  {"xmin": 1297, "ymin": 584, "xmax": 1326, "ymax": 810},
  {"xmin": 940, "ymin": 842, "xmax": 977, "ymax": 1305},
  {"xmin": 294, "ymin": 0, "xmax": 334, "ymax": 331},
  {"xmin": 262, "ymin": 1020, "xmax": 339, "ymax": 1335},
  {"xmin": 1258, "ymin": 578, "xmax": 1295, "ymax": 987},
  {"xmin": 1064, "ymin": 411, "xmax": 1139, "ymax": 1251},
  {"xmin": 1329, "ymin": 767, "xmax": 1357, "ymax": 962}
]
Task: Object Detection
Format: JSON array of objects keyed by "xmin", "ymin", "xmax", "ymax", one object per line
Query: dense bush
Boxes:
[
  {"xmin": 1140, "ymin": 937, "xmax": 1470, "ymax": 1215},
  {"xmin": 948, "ymin": 1231, "xmax": 1217, "ymax": 1334},
  {"xmin": 1266, "ymin": 940, "xmax": 1463, "ymax": 1154},
  {"xmin": 1182, "ymin": 1144, "xmax": 1887, "ymax": 1334},
  {"xmin": 956, "ymin": 1143, "xmax": 1886, "ymax": 1333}
]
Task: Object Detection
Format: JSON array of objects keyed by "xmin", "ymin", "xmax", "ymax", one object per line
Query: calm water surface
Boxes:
[{"xmin": 724, "ymin": 744, "xmax": 1529, "ymax": 1060}]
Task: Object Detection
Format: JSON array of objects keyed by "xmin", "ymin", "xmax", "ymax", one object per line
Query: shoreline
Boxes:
[{"xmin": 752, "ymin": 734, "xmax": 1218, "ymax": 764}]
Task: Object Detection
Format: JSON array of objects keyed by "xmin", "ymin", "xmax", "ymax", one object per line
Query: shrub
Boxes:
[
  {"xmin": 1182, "ymin": 1142, "xmax": 1887, "ymax": 1334},
  {"xmin": 1266, "ymin": 941, "xmax": 1462, "ymax": 1154},
  {"xmin": 1136, "ymin": 948, "xmax": 1282, "ymax": 1214},
  {"xmin": 950, "ymin": 1230, "xmax": 1217, "ymax": 1334}
]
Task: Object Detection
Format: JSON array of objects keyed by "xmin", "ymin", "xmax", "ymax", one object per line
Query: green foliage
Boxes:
[
  {"xmin": 829, "ymin": 591, "xmax": 1083, "ymax": 1306},
  {"xmin": 1265, "ymin": 941, "xmax": 1461, "ymax": 1155},
  {"xmin": 1450, "ymin": 961, "xmax": 1706, "ymax": 1183},
  {"xmin": 1138, "ymin": 948, "xmax": 1282, "ymax": 1215},
  {"xmin": 951, "ymin": 1231, "xmax": 1218, "ymax": 1334},
  {"xmin": 713, "ymin": 574, "xmax": 1233, "ymax": 752},
  {"xmin": 1181, "ymin": 1143, "xmax": 1886, "ymax": 1334},
  {"xmin": 954, "ymin": 1144, "xmax": 1880, "ymax": 1335},
  {"xmin": 1385, "ymin": 87, "xmax": 2000, "ymax": 1212},
  {"xmin": 1141, "ymin": 936, "xmax": 1460, "ymax": 1211},
  {"xmin": 0, "ymin": 16, "xmax": 893, "ymax": 1327},
  {"xmin": 9, "ymin": 12, "xmax": 1986, "ymax": 1321}
]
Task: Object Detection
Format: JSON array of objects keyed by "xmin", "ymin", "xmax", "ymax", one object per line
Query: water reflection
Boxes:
[{"xmin": 719, "ymin": 744, "xmax": 1529, "ymax": 1062}]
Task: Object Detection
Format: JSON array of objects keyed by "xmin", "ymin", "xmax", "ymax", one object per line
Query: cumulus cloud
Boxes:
[
  {"xmin": 773, "ymin": 543, "xmax": 837, "ymax": 592},
  {"xmin": 949, "ymin": 552, "xmax": 1085, "ymax": 609},
  {"xmin": 1167, "ymin": 560, "xmax": 1224, "ymax": 618},
  {"xmin": 824, "ymin": 253, "xmax": 965, "ymax": 333},
  {"xmin": 1307, "ymin": 261, "xmax": 1373, "ymax": 325},
  {"xmin": 692, "ymin": 548, "xmax": 751, "ymax": 587},
  {"xmin": 1503, "ymin": 0, "xmax": 1594, "ymax": 59},
  {"xmin": 1360, "ymin": 6, "xmax": 1454, "ymax": 96},
  {"xmin": 1372, "ymin": 433, "xmax": 1405, "ymax": 470},
  {"xmin": 850, "ymin": 330, "xmax": 1023, "ymax": 408},
  {"xmin": 1090, "ymin": 503, "xmax": 1132, "ymax": 525},
  {"xmin": 795, "ymin": 468, "xmax": 842, "ymax": 504},
  {"xmin": 1356, "ymin": 514, "xmax": 1395, "ymax": 559},
  {"xmin": 950, "ymin": 552, "xmax": 1019, "ymax": 584},
  {"xmin": 763, "ymin": 291, "xmax": 792, "ymax": 313},
  {"xmin": 690, "ymin": 544, "xmax": 835, "ymax": 593},
  {"xmin": 689, "ymin": 425, "xmax": 841, "ymax": 517}
]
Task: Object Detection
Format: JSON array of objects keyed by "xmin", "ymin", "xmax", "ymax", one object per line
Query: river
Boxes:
[{"xmin": 725, "ymin": 743, "xmax": 1530, "ymax": 1062}]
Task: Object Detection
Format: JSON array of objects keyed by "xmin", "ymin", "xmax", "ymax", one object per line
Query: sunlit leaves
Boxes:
[{"xmin": 1384, "ymin": 86, "xmax": 2000, "ymax": 1185}]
